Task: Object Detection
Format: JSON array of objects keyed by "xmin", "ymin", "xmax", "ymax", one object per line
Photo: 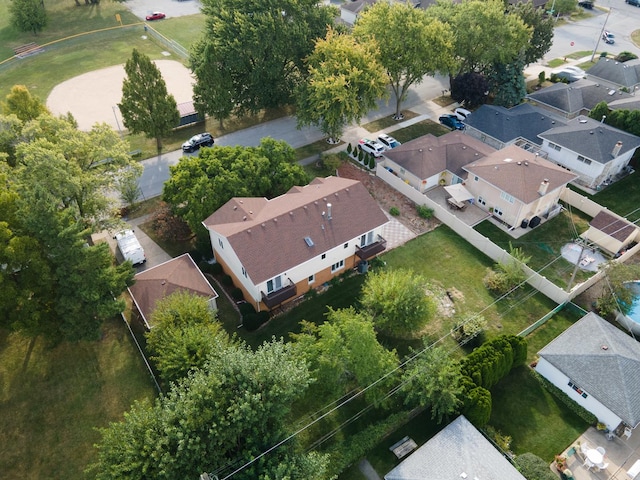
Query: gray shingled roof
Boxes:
[
  {"xmin": 587, "ymin": 58, "xmax": 640, "ymax": 89},
  {"xmin": 383, "ymin": 131, "xmax": 496, "ymax": 179},
  {"xmin": 128, "ymin": 254, "xmax": 218, "ymax": 329},
  {"xmin": 202, "ymin": 177, "xmax": 388, "ymax": 284},
  {"xmin": 527, "ymin": 80, "xmax": 632, "ymax": 116},
  {"xmin": 538, "ymin": 312, "xmax": 640, "ymax": 427},
  {"xmin": 538, "ymin": 115, "xmax": 640, "ymax": 164},
  {"xmin": 463, "ymin": 144, "xmax": 578, "ymax": 203},
  {"xmin": 384, "ymin": 416, "xmax": 526, "ymax": 480},
  {"xmin": 463, "ymin": 103, "xmax": 566, "ymax": 145}
]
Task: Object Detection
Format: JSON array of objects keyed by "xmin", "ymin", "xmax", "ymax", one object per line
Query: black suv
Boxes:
[{"xmin": 182, "ymin": 133, "xmax": 214, "ymax": 153}]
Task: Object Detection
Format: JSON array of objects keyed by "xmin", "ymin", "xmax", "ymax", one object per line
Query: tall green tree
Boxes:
[
  {"xmin": 596, "ymin": 261, "xmax": 640, "ymax": 317},
  {"xmin": 2, "ymin": 85, "xmax": 49, "ymax": 122},
  {"xmin": 508, "ymin": 1, "xmax": 554, "ymax": 65},
  {"xmin": 192, "ymin": 0, "xmax": 337, "ymax": 120},
  {"xmin": 163, "ymin": 138, "xmax": 308, "ymax": 239},
  {"xmin": 119, "ymin": 49, "xmax": 180, "ymax": 153},
  {"xmin": 402, "ymin": 345, "xmax": 464, "ymax": 423},
  {"xmin": 427, "ymin": 0, "xmax": 531, "ymax": 78},
  {"xmin": 296, "ymin": 28, "xmax": 388, "ymax": 142},
  {"xmin": 9, "ymin": 0, "xmax": 47, "ymax": 34},
  {"xmin": 17, "ymin": 114, "xmax": 142, "ymax": 225},
  {"xmin": 146, "ymin": 290, "xmax": 231, "ymax": 385},
  {"xmin": 589, "ymin": 101, "xmax": 610, "ymax": 124},
  {"xmin": 0, "ymin": 114, "xmax": 23, "ymax": 166},
  {"xmin": 93, "ymin": 340, "xmax": 323, "ymax": 479},
  {"xmin": 489, "ymin": 57, "xmax": 527, "ymax": 108},
  {"xmin": 291, "ymin": 307, "xmax": 398, "ymax": 403},
  {"xmin": 353, "ymin": 2, "xmax": 454, "ymax": 119},
  {"xmin": 360, "ymin": 269, "xmax": 436, "ymax": 338}
]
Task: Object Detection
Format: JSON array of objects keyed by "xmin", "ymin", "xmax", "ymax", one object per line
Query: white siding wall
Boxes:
[
  {"xmin": 207, "ymin": 229, "xmax": 261, "ymax": 302},
  {"xmin": 256, "ymin": 226, "xmax": 385, "ymax": 293},
  {"xmin": 536, "ymin": 358, "xmax": 622, "ymax": 430}
]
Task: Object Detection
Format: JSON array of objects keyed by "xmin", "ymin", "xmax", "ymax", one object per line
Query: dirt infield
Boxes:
[{"xmin": 46, "ymin": 59, "xmax": 195, "ymax": 131}]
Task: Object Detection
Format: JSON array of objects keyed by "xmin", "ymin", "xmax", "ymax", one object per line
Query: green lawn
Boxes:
[
  {"xmin": 0, "ymin": 319, "xmax": 157, "ymax": 479},
  {"xmin": 587, "ymin": 171, "xmax": 640, "ymax": 223},
  {"xmin": 361, "ymin": 110, "xmax": 419, "ymax": 133},
  {"xmin": 474, "ymin": 208, "xmax": 594, "ymax": 289},
  {"xmin": 149, "ymin": 14, "xmax": 206, "ymax": 50},
  {"xmin": 0, "ymin": 0, "xmax": 141, "ymax": 62},
  {"xmin": 490, "ymin": 366, "xmax": 588, "ymax": 461},
  {"xmin": 390, "ymin": 119, "xmax": 451, "ymax": 143}
]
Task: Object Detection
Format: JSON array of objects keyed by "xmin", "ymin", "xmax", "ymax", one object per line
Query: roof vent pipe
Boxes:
[{"xmin": 327, "ymin": 203, "xmax": 332, "ymax": 220}]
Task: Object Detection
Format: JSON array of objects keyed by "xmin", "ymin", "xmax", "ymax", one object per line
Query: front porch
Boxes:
[{"xmin": 556, "ymin": 426, "xmax": 640, "ymax": 480}]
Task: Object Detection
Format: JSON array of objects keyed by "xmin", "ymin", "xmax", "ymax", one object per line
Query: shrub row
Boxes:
[
  {"xmin": 460, "ymin": 335, "xmax": 527, "ymax": 390},
  {"xmin": 514, "ymin": 452, "xmax": 558, "ymax": 480},
  {"xmin": 532, "ymin": 371, "xmax": 597, "ymax": 425}
]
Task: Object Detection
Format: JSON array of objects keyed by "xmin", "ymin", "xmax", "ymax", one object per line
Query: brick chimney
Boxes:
[{"xmin": 538, "ymin": 179, "xmax": 549, "ymax": 196}]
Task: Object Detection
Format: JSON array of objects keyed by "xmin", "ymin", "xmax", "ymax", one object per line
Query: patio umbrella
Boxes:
[{"xmin": 444, "ymin": 184, "xmax": 474, "ymax": 203}]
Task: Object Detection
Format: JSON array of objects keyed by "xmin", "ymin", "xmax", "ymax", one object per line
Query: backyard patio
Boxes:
[{"xmin": 556, "ymin": 426, "xmax": 640, "ymax": 480}]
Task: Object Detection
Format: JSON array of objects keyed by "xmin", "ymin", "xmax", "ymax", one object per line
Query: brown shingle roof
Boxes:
[
  {"xmin": 590, "ymin": 210, "xmax": 636, "ymax": 243},
  {"xmin": 383, "ymin": 131, "xmax": 496, "ymax": 179},
  {"xmin": 463, "ymin": 145, "xmax": 578, "ymax": 203},
  {"xmin": 128, "ymin": 253, "xmax": 218, "ymax": 328},
  {"xmin": 203, "ymin": 177, "xmax": 388, "ymax": 284}
]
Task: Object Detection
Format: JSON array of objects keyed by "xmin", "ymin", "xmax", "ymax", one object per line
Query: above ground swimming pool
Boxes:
[{"xmin": 617, "ymin": 281, "xmax": 640, "ymax": 336}]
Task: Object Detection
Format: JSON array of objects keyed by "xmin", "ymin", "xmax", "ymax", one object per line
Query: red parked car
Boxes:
[{"xmin": 146, "ymin": 12, "xmax": 166, "ymax": 21}]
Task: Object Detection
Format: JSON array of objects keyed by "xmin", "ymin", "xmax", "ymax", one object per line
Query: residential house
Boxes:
[
  {"xmin": 202, "ymin": 177, "xmax": 389, "ymax": 312},
  {"xmin": 538, "ymin": 115, "xmax": 640, "ymax": 190},
  {"xmin": 128, "ymin": 253, "xmax": 219, "ymax": 329},
  {"xmin": 340, "ymin": 0, "xmax": 376, "ymax": 25},
  {"xmin": 580, "ymin": 210, "xmax": 638, "ymax": 256},
  {"xmin": 462, "ymin": 144, "xmax": 578, "ymax": 230},
  {"xmin": 586, "ymin": 57, "xmax": 640, "ymax": 91},
  {"xmin": 526, "ymin": 79, "xmax": 633, "ymax": 119},
  {"xmin": 384, "ymin": 415, "xmax": 527, "ymax": 480},
  {"xmin": 463, "ymin": 103, "xmax": 566, "ymax": 150},
  {"xmin": 382, "ymin": 131, "xmax": 496, "ymax": 192},
  {"xmin": 536, "ymin": 311, "xmax": 640, "ymax": 432}
]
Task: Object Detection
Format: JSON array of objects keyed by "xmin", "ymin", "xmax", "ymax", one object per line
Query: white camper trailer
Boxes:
[{"xmin": 114, "ymin": 229, "xmax": 146, "ymax": 265}]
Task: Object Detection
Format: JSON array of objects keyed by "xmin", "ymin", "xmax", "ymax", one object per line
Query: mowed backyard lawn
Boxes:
[{"xmin": 0, "ymin": 319, "xmax": 157, "ymax": 479}]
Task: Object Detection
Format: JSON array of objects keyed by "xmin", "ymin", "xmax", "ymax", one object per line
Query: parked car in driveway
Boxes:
[
  {"xmin": 377, "ymin": 133, "xmax": 401, "ymax": 150},
  {"xmin": 146, "ymin": 12, "xmax": 166, "ymax": 21},
  {"xmin": 182, "ymin": 132, "xmax": 214, "ymax": 153},
  {"xmin": 453, "ymin": 107, "xmax": 471, "ymax": 121},
  {"xmin": 627, "ymin": 0, "xmax": 640, "ymax": 6},
  {"xmin": 602, "ymin": 31, "xmax": 615, "ymax": 44},
  {"xmin": 357, "ymin": 138, "xmax": 386, "ymax": 158},
  {"xmin": 439, "ymin": 114, "xmax": 464, "ymax": 130}
]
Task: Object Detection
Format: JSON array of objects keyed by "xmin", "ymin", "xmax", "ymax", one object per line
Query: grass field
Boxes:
[
  {"xmin": 588, "ymin": 171, "xmax": 640, "ymax": 223},
  {"xmin": 0, "ymin": 0, "xmax": 140, "ymax": 63},
  {"xmin": 0, "ymin": 319, "xmax": 157, "ymax": 479}
]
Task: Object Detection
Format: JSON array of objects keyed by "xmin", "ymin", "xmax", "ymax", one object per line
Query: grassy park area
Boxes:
[{"xmin": 0, "ymin": 320, "xmax": 157, "ymax": 479}]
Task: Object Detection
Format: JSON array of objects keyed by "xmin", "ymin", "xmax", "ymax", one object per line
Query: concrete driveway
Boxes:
[{"xmin": 125, "ymin": 0, "xmax": 202, "ymax": 21}]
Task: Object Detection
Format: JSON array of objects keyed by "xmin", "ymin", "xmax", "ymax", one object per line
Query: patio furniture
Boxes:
[
  {"xmin": 583, "ymin": 458, "xmax": 595, "ymax": 470},
  {"xmin": 596, "ymin": 446, "xmax": 606, "ymax": 456},
  {"xmin": 562, "ymin": 468, "xmax": 576, "ymax": 480},
  {"xmin": 628, "ymin": 459, "xmax": 640, "ymax": 479},
  {"xmin": 624, "ymin": 427, "xmax": 633, "ymax": 440},
  {"xmin": 580, "ymin": 442, "xmax": 592, "ymax": 456},
  {"xmin": 586, "ymin": 449, "xmax": 604, "ymax": 466},
  {"xmin": 595, "ymin": 462, "xmax": 609, "ymax": 472}
]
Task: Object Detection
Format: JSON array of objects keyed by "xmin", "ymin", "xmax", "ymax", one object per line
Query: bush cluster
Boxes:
[
  {"xmin": 243, "ymin": 311, "xmax": 269, "ymax": 331},
  {"xmin": 416, "ymin": 204, "xmax": 433, "ymax": 219},
  {"xmin": 231, "ymin": 287, "xmax": 244, "ymax": 302},
  {"xmin": 514, "ymin": 453, "xmax": 558, "ymax": 480},
  {"xmin": 389, "ymin": 206, "xmax": 400, "ymax": 216}
]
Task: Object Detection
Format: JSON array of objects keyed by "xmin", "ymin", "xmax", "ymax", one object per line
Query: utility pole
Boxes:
[{"xmin": 591, "ymin": 7, "xmax": 612, "ymax": 62}]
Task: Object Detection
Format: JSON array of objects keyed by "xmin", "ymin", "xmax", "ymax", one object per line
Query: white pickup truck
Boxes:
[{"xmin": 114, "ymin": 229, "xmax": 146, "ymax": 265}]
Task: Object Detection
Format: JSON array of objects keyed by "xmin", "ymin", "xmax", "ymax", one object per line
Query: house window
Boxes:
[
  {"xmin": 267, "ymin": 275, "xmax": 283, "ymax": 293},
  {"xmin": 577, "ymin": 155, "xmax": 592, "ymax": 165},
  {"xmin": 308, "ymin": 274, "xmax": 315, "ymax": 284},
  {"xmin": 477, "ymin": 196, "xmax": 486, "ymax": 206},
  {"xmin": 494, "ymin": 207, "xmax": 503, "ymax": 216},
  {"xmin": 344, "ymin": 243, "xmax": 348, "ymax": 249},
  {"xmin": 331, "ymin": 260, "xmax": 344, "ymax": 272},
  {"xmin": 549, "ymin": 142, "xmax": 561, "ymax": 151},
  {"xmin": 242, "ymin": 267, "xmax": 247, "ymax": 278},
  {"xmin": 568, "ymin": 381, "xmax": 589, "ymax": 399},
  {"xmin": 321, "ymin": 253, "xmax": 326, "ymax": 260},
  {"xmin": 218, "ymin": 238, "xmax": 224, "ymax": 248},
  {"xmin": 500, "ymin": 192, "xmax": 515, "ymax": 204}
]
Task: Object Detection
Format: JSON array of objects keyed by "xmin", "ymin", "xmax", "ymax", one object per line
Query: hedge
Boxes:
[
  {"xmin": 532, "ymin": 371, "xmax": 597, "ymax": 425},
  {"xmin": 514, "ymin": 453, "xmax": 558, "ymax": 480}
]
